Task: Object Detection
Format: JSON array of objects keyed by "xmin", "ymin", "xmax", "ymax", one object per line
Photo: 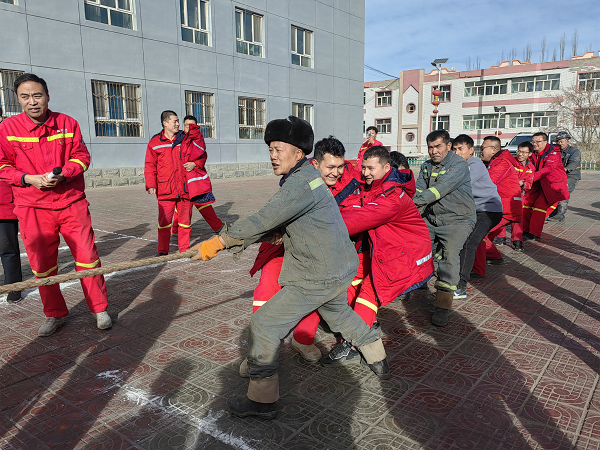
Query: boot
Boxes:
[
  {"xmin": 94, "ymin": 311, "xmax": 112, "ymax": 330},
  {"xmin": 522, "ymin": 232, "xmax": 540, "ymax": 242},
  {"xmin": 227, "ymin": 395, "xmax": 277, "ymax": 419},
  {"xmin": 432, "ymin": 290, "xmax": 453, "ymax": 327},
  {"xmin": 291, "ymin": 337, "xmax": 321, "ymax": 362},
  {"xmin": 6, "ymin": 291, "xmax": 22, "ymax": 304},
  {"xmin": 239, "ymin": 358, "xmax": 250, "ymax": 378},
  {"xmin": 320, "ymin": 340, "xmax": 360, "ymax": 365},
  {"xmin": 359, "ymin": 338, "xmax": 389, "ymax": 376},
  {"xmin": 512, "ymin": 240, "xmax": 523, "ymax": 252},
  {"xmin": 38, "ymin": 317, "xmax": 64, "ymax": 337},
  {"xmin": 155, "ymin": 252, "xmax": 168, "ymax": 257},
  {"xmin": 488, "ymin": 258, "xmax": 504, "ymax": 265},
  {"xmin": 432, "ymin": 307, "xmax": 450, "ymax": 327}
]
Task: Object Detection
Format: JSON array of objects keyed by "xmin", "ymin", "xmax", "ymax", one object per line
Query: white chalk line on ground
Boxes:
[{"xmin": 96, "ymin": 370, "xmax": 257, "ymax": 450}]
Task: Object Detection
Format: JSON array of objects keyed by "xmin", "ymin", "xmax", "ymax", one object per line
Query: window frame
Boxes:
[
  {"xmin": 292, "ymin": 102, "xmax": 313, "ymax": 125},
  {"xmin": 291, "ymin": 25, "xmax": 313, "ymax": 68},
  {"xmin": 235, "ymin": 8, "xmax": 264, "ymax": 58},
  {"xmin": 185, "ymin": 90, "xmax": 215, "ymax": 139},
  {"xmin": 375, "ymin": 118, "xmax": 392, "ymax": 134},
  {"xmin": 91, "ymin": 80, "xmax": 144, "ymax": 138},
  {"xmin": 507, "ymin": 111, "xmax": 557, "ymax": 129},
  {"xmin": 180, "ymin": 0, "xmax": 211, "ymax": 47},
  {"xmin": 0, "ymin": 0, "xmax": 17, "ymax": 5},
  {"xmin": 432, "ymin": 85, "xmax": 451, "ymax": 102},
  {"xmin": 405, "ymin": 132, "xmax": 415, "ymax": 142},
  {"xmin": 430, "ymin": 115, "xmax": 450, "ymax": 132},
  {"xmin": 574, "ymin": 107, "xmax": 599, "ymax": 128},
  {"xmin": 406, "ymin": 103, "xmax": 416, "ymax": 114},
  {"xmin": 238, "ymin": 96, "xmax": 266, "ymax": 139},
  {"xmin": 376, "ymin": 90, "xmax": 392, "ymax": 108},
  {"xmin": 578, "ymin": 71, "xmax": 600, "ymax": 92},
  {"xmin": 511, "ymin": 73, "xmax": 560, "ymax": 94},
  {"xmin": 462, "ymin": 114, "xmax": 506, "ymax": 131},
  {"xmin": 464, "ymin": 79, "xmax": 508, "ymax": 97},
  {"xmin": 0, "ymin": 69, "xmax": 25, "ymax": 118},
  {"xmin": 84, "ymin": 0, "xmax": 135, "ymax": 30}
]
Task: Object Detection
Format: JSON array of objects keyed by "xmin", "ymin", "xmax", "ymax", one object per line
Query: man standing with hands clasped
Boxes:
[{"xmin": 0, "ymin": 73, "xmax": 110, "ymax": 336}]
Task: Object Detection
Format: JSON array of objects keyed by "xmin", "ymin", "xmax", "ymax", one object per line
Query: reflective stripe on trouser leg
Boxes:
[
  {"xmin": 529, "ymin": 192, "xmax": 552, "ymax": 237},
  {"xmin": 354, "ymin": 298, "xmax": 379, "ymax": 327},
  {"xmin": 158, "ymin": 200, "xmax": 177, "ymax": 254},
  {"xmin": 175, "ymin": 199, "xmax": 193, "ymax": 252}
]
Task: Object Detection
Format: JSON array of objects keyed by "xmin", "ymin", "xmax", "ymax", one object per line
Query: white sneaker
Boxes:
[
  {"xmin": 291, "ymin": 337, "xmax": 322, "ymax": 362},
  {"xmin": 38, "ymin": 317, "xmax": 63, "ymax": 337},
  {"xmin": 95, "ymin": 311, "xmax": 112, "ymax": 330}
]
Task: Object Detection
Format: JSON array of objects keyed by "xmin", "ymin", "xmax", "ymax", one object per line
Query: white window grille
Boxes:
[
  {"xmin": 511, "ymin": 74, "xmax": 560, "ymax": 93},
  {"xmin": 185, "ymin": 91, "xmax": 215, "ymax": 138},
  {"xmin": 431, "ymin": 116, "xmax": 449, "ymax": 131},
  {"xmin": 84, "ymin": 0, "xmax": 134, "ymax": 29},
  {"xmin": 432, "ymin": 85, "xmax": 451, "ymax": 102},
  {"xmin": 464, "ymin": 79, "xmax": 508, "ymax": 97},
  {"xmin": 91, "ymin": 80, "xmax": 143, "ymax": 137},
  {"xmin": 238, "ymin": 97, "xmax": 266, "ymax": 139},
  {"xmin": 235, "ymin": 9, "xmax": 263, "ymax": 57},
  {"xmin": 291, "ymin": 26, "xmax": 312, "ymax": 68},
  {"xmin": 0, "ymin": 69, "xmax": 25, "ymax": 118},
  {"xmin": 462, "ymin": 114, "xmax": 506, "ymax": 130},
  {"xmin": 376, "ymin": 91, "xmax": 392, "ymax": 107},
  {"xmin": 578, "ymin": 72, "xmax": 600, "ymax": 91},
  {"xmin": 575, "ymin": 108, "xmax": 600, "ymax": 127},
  {"xmin": 292, "ymin": 103, "xmax": 313, "ymax": 125},
  {"xmin": 375, "ymin": 118, "xmax": 391, "ymax": 134},
  {"xmin": 180, "ymin": 0, "xmax": 210, "ymax": 46},
  {"xmin": 507, "ymin": 111, "xmax": 557, "ymax": 129}
]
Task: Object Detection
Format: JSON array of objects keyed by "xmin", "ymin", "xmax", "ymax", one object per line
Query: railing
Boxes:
[{"xmin": 406, "ymin": 158, "xmax": 600, "ymax": 170}]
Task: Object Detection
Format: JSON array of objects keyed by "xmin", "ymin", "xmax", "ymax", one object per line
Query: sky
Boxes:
[{"xmin": 364, "ymin": 0, "xmax": 600, "ymax": 81}]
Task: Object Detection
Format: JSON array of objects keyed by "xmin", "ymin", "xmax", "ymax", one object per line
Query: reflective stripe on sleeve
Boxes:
[
  {"xmin": 75, "ymin": 259, "xmax": 100, "ymax": 269},
  {"xmin": 416, "ymin": 252, "xmax": 432, "ymax": 266},
  {"xmin": 416, "ymin": 188, "xmax": 423, "ymax": 193},
  {"xmin": 152, "ymin": 144, "xmax": 172, "ymax": 150},
  {"xmin": 355, "ymin": 298, "xmax": 378, "ymax": 313},
  {"xmin": 351, "ymin": 278, "xmax": 363, "ymax": 286},
  {"xmin": 253, "ymin": 300, "xmax": 267, "ymax": 307},
  {"xmin": 6, "ymin": 136, "xmax": 39, "ymax": 143},
  {"xmin": 428, "ymin": 187, "xmax": 441, "ymax": 200},
  {"xmin": 309, "ymin": 178, "xmax": 324, "ymax": 190},
  {"xmin": 188, "ymin": 175, "xmax": 209, "ymax": 183},
  {"xmin": 32, "ymin": 265, "xmax": 59, "ymax": 278},
  {"xmin": 523, "ymin": 205, "xmax": 532, "ymax": 209},
  {"xmin": 0, "ymin": 164, "xmax": 13, "ymax": 170},
  {"xmin": 47, "ymin": 133, "xmax": 75, "ymax": 141},
  {"xmin": 193, "ymin": 141, "xmax": 205, "ymax": 150},
  {"xmin": 69, "ymin": 159, "xmax": 88, "ymax": 171},
  {"xmin": 158, "ymin": 223, "xmax": 173, "ymax": 229}
]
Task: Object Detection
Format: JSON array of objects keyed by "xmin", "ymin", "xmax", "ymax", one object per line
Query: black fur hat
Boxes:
[{"xmin": 264, "ymin": 116, "xmax": 314, "ymax": 154}]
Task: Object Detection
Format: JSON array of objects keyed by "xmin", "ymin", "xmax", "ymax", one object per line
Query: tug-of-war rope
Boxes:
[{"xmin": 0, "ymin": 249, "xmax": 199, "ymax": 295}]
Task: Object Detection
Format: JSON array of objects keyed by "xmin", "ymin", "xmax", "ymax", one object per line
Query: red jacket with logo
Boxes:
[
  {"xmin": 181, "ymin": 124, "xmax": 213, "ymax": 202},
  {"xmin": 341, "ymin": 168, "xmax": 434, "ymax": 305},
  {"xmin": 486, "ymin": 149, "xmax": 522, "ymax": 222},
  {"xmin": 0, "ymin": 111, "xmax": 89, "ymax": 210},
  {"xmin": 531, "ymin": 144, "xmax": 569, "ymax": 204},
  {"xmin": 515, "ymin": 158, "xmax": 535, "ymax": 191}
]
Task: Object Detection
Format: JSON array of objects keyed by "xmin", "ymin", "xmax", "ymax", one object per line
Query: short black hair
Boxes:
[
  {"xmin": 313, "ymin": 135, "xmax": 345, "ymax": 162},
  {"xmin": 453, "ymin": 134, "xmax": 474, "ymax": 148},
  {"xmin": 363, "ymin": 145, "xmax": 390, "ymax": 166},
  {"xmin": 366, "ymin": 126, "xmax": 377, "ymax": 134},
  {"xmin": 183, "ymin": 115, "xmax": 197, "ymax": 124},
  {"xmin": 518, "ymin": 142, "xmax": 533, "ymax": 152},
  {"xmin": 532, "ymin": 132, "xmax": 548, "ymax": 141},
  {"xmin": 390, "ymin": 151, "xmax": 409, "ymax": 170},
  {"xmin": 426, "ymin": 129, "xmax": 450, "ymax": 144},
  {"xmin": 14, "ymin": 73, "xmax": 49, "ymax": 95},
  {"xmin": 161, "ymin": 110, "xmax": 178, "ymax": 127},
  {"xmin": 483, "ymin": 136, "xmax": 502, "ymax": 147}
]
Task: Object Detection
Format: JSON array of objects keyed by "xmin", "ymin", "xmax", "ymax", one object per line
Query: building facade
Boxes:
[
  {"xmin": 0, "ymin": 0, "xmax": 366, "ymax": 169},
  {"xmin": 364, "ymin": 53, "xmax": 600, "ymax": 156}
]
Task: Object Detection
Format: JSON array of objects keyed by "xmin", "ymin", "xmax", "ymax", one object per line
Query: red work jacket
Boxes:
[
  {"xmin": 486, "ymin": 150, "xmax": 522, "ymax": 222},
  {"xmin": 342, "ymin": 168, "xmax": 434, "ymax": 305},
  {"xmin": 515, "ymin": 159, "xmax": 535, "ymax": 191},
  {"xmin": 0, "ymin": 111, "xmax": 89, "ymax": 210},
  {"xmin": 181, "ymin": 124, "xmax": 213, "ymax": 202},
  {"xmin": 398, "ymin": 168, "xmax": 416, "ymax": 198},
  {"xmin": 0, "ymin": 182, "xmax": 16, "ymax": 219},
  {"xmin": 357, "ymin": 139, "xmax": 383, "ymax": 168},
  {"xmin": 531, "ymin": 144, "xmax": 569, "ymax": 204}
]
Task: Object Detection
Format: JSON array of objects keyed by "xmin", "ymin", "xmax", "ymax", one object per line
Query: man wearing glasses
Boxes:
[{"xmin": 522, "ymin": 132, "xmax": 569, "ymax": 241}]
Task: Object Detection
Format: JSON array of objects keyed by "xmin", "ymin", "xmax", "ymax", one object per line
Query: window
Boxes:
[
  {"xmin": 432, "ymin": 85, "xmax": 451, "ymax": 102},
  {"xmin": 431, "ymin": 115, "xmax": 449, "ymax": 131},
  {"xmin": 507, "ymin": 111, "xmax": 557, "ymax": 129},
  {"xmin": 185, "ymin": 91, "xmax": 215, "ymax": 138},
  {"xmin": 575, "ymin": 108, "xmax": 600, "ymax": 128},
  {"xmin": 0, "ymin": 0, "xmax": 16, "ymax": 4},
  {"xmin": 375, "ymin": 118, "xmax": 391, "ymax": 134},
  {"xmin": 292, "ymin": 103, "xmax": 312, "ymax": 125},
  {"xmin": 180, "ymin": 0, "xmax": 210, "ymax": 46},
  {"xmin": 238, "ymin": 97, "xmax": 265, "ymax": 139},
  {"xmin": 84, "ymin": 0, "xmax": 133, "ymax": 30},
  {"xmin": 91, "ymin": 80, "xmax": 143, "ymax": 137},
  {"xmin": 0, "ymin": 69, "xmax": 24, "ymax": 118},
  {"xmin": 579, "ymin": 72, "xmax": 600, "ymax": 91},
  {"xmin": 291, "ymin": 26, "xmax": 312, "ymax": 68},
  {"xmin": 405, "ymin": 132, "xmax": 415, "ymax": 142},
  {"xmin": 236, "ymin": 9, "xmax": 263, "ymax": 57},
  {"xmin": 406, "ymin": 103, "xmax": 416, "ymax": 114},
  {"xmin": 464, "ymin": 79, "xmax": 508, "ymax": 97},
  {"xmin": 511, "ymin": 74, "xmax": 560, "ymax": 93},
  {"xmin": 363, "ymin": 92, "xmax": 366, "ymax": 105},
  {"xmin": 376, "ymin": 91, "xmax": 392, "ymax": 107},
  {"xmin": 462, "ymin": 114, "xmax": 506, "ymax": 130}
]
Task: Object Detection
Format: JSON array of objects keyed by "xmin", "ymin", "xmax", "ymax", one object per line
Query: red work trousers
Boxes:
[
  {"xmin": 522, "ymin": 191, "xmax": 552, "ymax": 238},
  {"xmin": 158, "ymin": 199, "xmax": 192, "ymax": 253},
  {"xmin": 346, "ymin": 252, "xmax": 379, "ymax": 327},
  {"xmin": 172, "ymin": 204, "xmax": 223, "ymax": 234},
  {"xmin": 15, "ymin": 200, "xmax": 108, "ymax": 318},
  {"xmin": 472, "ymin": 240, "xmax": 487, "ymax": 278}
]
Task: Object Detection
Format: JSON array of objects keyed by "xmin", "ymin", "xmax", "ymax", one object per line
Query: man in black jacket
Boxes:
[{"xmin": 548, "ymin": 131, "xmax": 581, "ymax": 222}]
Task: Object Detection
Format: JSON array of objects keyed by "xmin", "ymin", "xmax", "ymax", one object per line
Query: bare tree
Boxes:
[
  {"xmin": 523, "ymin": 43, "xmax": 532, "ymax": 62},
  {"xmin": 552, "ymin": 48, "xmax": 557, "ymax": 62},
  {"xmin": 466, "ymin": 56, "xmax": 472, "ymax": 71},
  {"xmin": 540, "ymin": 36, "xmax": 547, "ymax": 63},
  {"xmin": 571, "ymin": 29, "xmax": 579, "ymax": 57},
  {"xmin": 509, "ymin": 47, "xmax": 518, "ymax": 61},
  {"xmin": 559, "ymin": 33, "xmax": 566, "ymax": 60},
  {"xmin": 551, "ymin": 80, "xmax": 600, "ymax": 160},
  {"xmin": 475, "ymin": 56, "xmax": 481, "ymax": 70},
  {"xmin": 587, "ymin": 42, "xmax": 594, "ymax": 52}
]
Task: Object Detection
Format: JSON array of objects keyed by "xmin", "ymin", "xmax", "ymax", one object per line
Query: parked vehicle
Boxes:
[{"xmin": 504, "ymin": 132, "xmax": 558, "ymax": 156}]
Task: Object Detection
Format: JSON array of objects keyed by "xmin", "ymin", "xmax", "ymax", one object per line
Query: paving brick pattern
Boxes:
[{"xmin": 1, "ymin": 173, "xmax": 600, "ymax": 449}]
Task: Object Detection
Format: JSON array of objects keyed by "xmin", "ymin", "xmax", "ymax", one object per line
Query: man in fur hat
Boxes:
[{"xmin": 190, "ymin": 116, "xmax": 388, "ymax": 419}]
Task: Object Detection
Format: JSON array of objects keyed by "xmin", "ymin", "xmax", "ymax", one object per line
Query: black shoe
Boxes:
[
  {"xmin": 488, "ymin": 258, "xmax": 504, "ymax": 265},
  {"xmin": 155, "ymin": 252, "xmax": 168, "ymax": 257},
  {"xmin": 226, "ymin": 395, "xmax": 276, "ymax": 419},
  {"xmin": 362, "ymin": 357, "xmax": 390, "ymax": 376},
  {"xmin": 6, "ymin": 291, "xmax": 22, "ymax": 303},
  {"xmin": 432, "ymin": 307, "xmax": 449, "ymax": 327},
  {"xmin": 470, "ymin": 271, "xmax": 483, "ymax": 279},
  {"xmin": 493, "ymin": 237, "xmax": 504, "ymax": 246},
  {"xmin": 522, "ymin": 232, "xmax": 540, "ymax": 242},
  {"xmin": 512, "ymin": 241, "xmax": 523, "ymax": 252},
  {"xmin": 320, "ymin": 340, "xmax": 360, "ymax": 365}
]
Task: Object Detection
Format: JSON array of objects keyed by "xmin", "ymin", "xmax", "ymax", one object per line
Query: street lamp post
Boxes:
[
  {"xmin": 494, "ymin": 106, "xmax": 506, "ymax": 138},
  {"xmin": 431, "ymin": 58, "xmax": 448, "ymax": 130}
]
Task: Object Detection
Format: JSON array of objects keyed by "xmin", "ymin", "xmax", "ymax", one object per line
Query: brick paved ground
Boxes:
[{"xmin": 1, "ymin": 172, "xmax": 600, "ymax": 449}]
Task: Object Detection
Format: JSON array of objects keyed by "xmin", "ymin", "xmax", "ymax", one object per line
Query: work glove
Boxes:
[{"xmin": 190, "ymin": 236, "xmax": 225, "ymax": 261}]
